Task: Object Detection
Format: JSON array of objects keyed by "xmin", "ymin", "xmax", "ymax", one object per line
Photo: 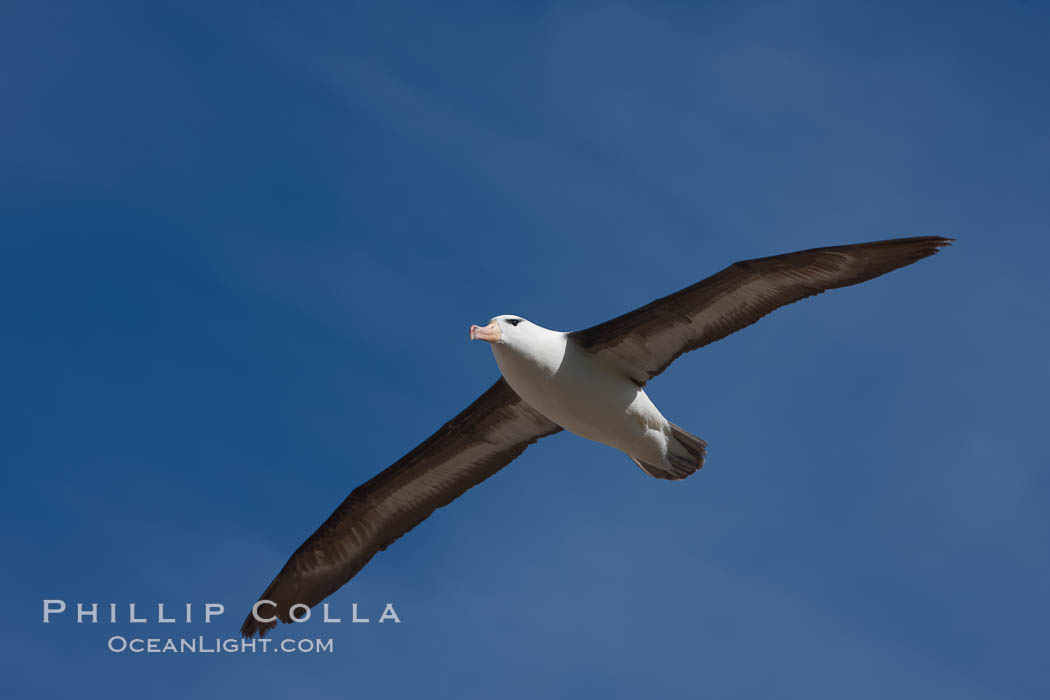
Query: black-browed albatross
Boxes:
[{"xmin": 241, "ymin": 235, "xmax": 950, "ymax": 637}]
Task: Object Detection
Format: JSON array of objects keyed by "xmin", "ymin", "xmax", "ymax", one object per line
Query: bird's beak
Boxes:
[{"xmin": 469, "ymin": 321, "xmax": 501, "ymax": 343}]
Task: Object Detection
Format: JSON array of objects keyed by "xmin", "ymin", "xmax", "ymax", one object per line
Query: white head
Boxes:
[
  {"xmin": 470, "ymin": 315, "xmax": 567, "ymax": 379},
  {"xmin": 469, "ymin": 315, "xmax": 552, "ymax": 351}
]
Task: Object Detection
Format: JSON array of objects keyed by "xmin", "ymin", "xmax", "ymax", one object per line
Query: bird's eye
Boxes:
[{"xmin": 507, "ymin": 319, "xmax": 521, "ymax": 327}]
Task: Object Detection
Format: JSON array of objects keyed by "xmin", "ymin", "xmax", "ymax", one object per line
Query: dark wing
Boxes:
[
  {"xmin": 571, "ymin": 236, "xmax": 952, "ymax": 385},
  {"xmin": 241, "ymin": 378, "xmax": 560, "ymax": 638}
]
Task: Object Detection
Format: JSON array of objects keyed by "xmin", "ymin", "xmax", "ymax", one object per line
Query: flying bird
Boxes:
[{"xmin": 241, "ymin": 235, "xmax": 951, "ymax": 637}]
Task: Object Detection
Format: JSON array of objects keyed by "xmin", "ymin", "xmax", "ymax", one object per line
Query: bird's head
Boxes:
[{"xmin": 469, "ymin": 315, "xmax": 537, "ymax": 348}]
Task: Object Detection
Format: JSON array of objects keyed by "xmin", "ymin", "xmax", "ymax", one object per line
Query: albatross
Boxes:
[{"xmin": 241, "ymin": 235, "xmax": 950, "ymax": 637}]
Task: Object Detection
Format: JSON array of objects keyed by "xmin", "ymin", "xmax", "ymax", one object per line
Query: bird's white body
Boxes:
[{"xmin": 488, "ymin": 316, "xmax": 695, "ymax": 474}]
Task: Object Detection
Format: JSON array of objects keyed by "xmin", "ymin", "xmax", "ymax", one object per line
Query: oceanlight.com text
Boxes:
[{"xmin": 106, "ymin": 635, "xmax": 334, "ymax": 654}]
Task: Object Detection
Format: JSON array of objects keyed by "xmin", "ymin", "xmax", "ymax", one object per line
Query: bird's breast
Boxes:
[{"xmin": 492, "ymin": 338, "xmax": 665, "ymax": 450}]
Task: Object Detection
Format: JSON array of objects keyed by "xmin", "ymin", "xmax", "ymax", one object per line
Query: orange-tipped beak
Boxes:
[{"xmin": 469, "ymin": 321, "xmax": 501, "ymax": 343}]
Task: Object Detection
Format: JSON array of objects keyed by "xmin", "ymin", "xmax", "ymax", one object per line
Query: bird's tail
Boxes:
[{"xmin": 631, "ymin": 423, "xmax": 707, "ymax": 480}]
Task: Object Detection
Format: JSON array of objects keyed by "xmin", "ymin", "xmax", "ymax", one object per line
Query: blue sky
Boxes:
[{"xmin": 3, "ymin": 1, "xmax": 1048, "ymax": 697}]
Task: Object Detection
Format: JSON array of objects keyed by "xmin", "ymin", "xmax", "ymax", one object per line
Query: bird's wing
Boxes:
[
  {"xmin": 571, "ymin": 236, "xmax": 951, "ymax": 385},
  {"xmin": 241, "ymin": 378, "xmax": 560, "ymax": 638}
]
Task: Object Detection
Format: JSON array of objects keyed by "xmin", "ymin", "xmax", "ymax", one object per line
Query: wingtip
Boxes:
[
  {"xmin": 888, "ymin": 235, "xmax": 953, "ymax": 259},
  {"xmin": 925, "ymin": 236, "xmax": 954, "ymax": 255},
  {"xmin": 240, "ymin": 609, "xmax": 278, "ymax": 639}
]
